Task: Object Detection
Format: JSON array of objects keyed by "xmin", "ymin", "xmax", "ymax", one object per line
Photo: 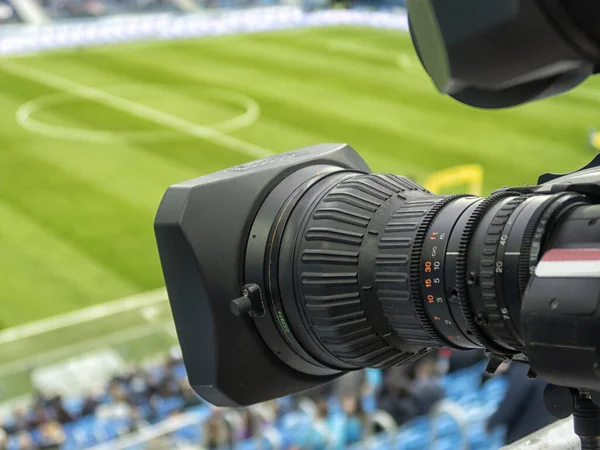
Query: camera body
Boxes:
[
  {"xmin": 155, "ymin": 0, "xmax": 600, "ymax": 411},
  {"xmin": 156, "ymin": 141, "xmax": 600, "ymax": 407}
]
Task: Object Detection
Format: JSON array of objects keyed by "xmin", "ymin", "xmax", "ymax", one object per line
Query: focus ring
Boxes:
[
  {"xmin": 478, "ymin": 196, "xmax": 529, "ymax": 351},
  {"xmin": 456, "ymin": 191, "xmax": 523, "ymax": 356},
  {"xmin": 409, "ymin": 195, "xmax": 473, "ymax": 348}
]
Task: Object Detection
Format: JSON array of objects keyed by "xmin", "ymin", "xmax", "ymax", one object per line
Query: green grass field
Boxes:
[{"xmin": 0, "ymin": 25, "xmax": 599, "ymax": 398}]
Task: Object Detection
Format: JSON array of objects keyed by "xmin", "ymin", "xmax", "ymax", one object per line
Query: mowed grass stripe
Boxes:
[
  {"xmin": 194, "ymin": 32, "xmax": 598, "ymax": 147},
  {"xmin": 0, "ymin": 26, "xmax": 598, "ymax": 328},
  {"xmin": 0, "ymin": 71, "xmax": 191, "ymax": 212},
  {"xmin": 0, "ymin": 68, "xmax": 170, "ymax": 312},
  {"xmin": 0, "ymin": 55, "xmax": 271, "ymax": 325},
  {"xmin": 78, "ymin": 45, "xmax": 445, "ymax": 177},
  {"xmin": 0, "ymin": 200, "xmax": 139, "ymax": 325},
  {"xmin": 0, "ymin": 151, "xmax": 161, "ymax": 290},
  {"xmin": 17, "ymin": 54, "xmax": 271, "ymax": 170},
  {"xmin": 110, "ymin": 39, "xmax": 589, "ymax": 188}
]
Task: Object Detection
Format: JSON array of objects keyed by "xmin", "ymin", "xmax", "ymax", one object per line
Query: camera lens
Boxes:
[{"xmin": 245, "ymin": 168, "xmax": 585, "ymax": 374}]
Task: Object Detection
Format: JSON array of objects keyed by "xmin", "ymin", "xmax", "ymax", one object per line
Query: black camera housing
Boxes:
[{"xmin": 154, "ymin": 144, "xmax": 370, "ymax": 406}]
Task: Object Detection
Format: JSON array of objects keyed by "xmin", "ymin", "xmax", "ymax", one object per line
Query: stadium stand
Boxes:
[{"xmin": 0, "ymin": 350, "xmax": 509, "ymax": 449}]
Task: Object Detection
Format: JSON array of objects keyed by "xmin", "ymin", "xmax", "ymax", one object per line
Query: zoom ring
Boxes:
[
  {"xmin": 479, "ymin": 196, "xmax": 529, "ymax": 351},
  {"xmin": 409, "ymin": 195, "xmax": 473, "ymax": 348},
  {"xmin": 297, "ymin": 173, "xmax": 433, "ymax": 368},
  {"xmin": 456, "ymin": 191, "xmax": 523, "ymax": 356}
]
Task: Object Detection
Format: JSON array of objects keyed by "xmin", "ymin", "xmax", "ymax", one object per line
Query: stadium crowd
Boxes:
[{"xmin": 0, "ymin": 347, "xmax": 556, "ymax": 450}]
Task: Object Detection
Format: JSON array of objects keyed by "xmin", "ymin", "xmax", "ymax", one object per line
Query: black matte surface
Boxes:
[{"xmin": 154, "ymin": 144, "xmax": 370, "ymax": 406}]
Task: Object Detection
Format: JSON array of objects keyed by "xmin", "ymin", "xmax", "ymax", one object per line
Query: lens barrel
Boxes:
[{"xmin": 245, "ymin": 168, "xmax": 586, "ymax": 375}]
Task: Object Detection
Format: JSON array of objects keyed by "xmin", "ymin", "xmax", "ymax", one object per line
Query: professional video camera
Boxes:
[{"xmin": 155, "ymin": 1, "xmax": 600, "ymax": 447}]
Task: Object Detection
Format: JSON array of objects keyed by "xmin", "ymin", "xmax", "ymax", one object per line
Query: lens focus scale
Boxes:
[
  {"xmin": 470, "ymin": 196, "xmax": 529, "ymax": 351},
  {"xmin": 410, "ymin": 195, "xmax": 475, "ymax": 349},
  {"xmin": 419, "ymin": 196, "xmax": 481, "ymax": 349}
]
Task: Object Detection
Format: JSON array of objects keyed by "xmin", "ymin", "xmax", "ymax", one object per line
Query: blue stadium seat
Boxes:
[
  {"xmin": 173, "ymin": 362, "xmax": 187, "ymax": 381},
  {"xmin": 432, "ymin": 436, "xmax": 461, "ymax": 450},
  {"xmin": 173, "ymin": 423, "xmax": 203, "ymax": 443},
  {"xmin": 6, "ymin": 436, "xmax": 19, "ymax": 450},
  {"xmin": 236, "ymin": 436, "xmax": 278, "ymax": 450},
  {"xmin": 434, "ymin": 413, "xmax": 461, "ymax": 438},
  {"xmin": 64, "ymin": 397, "xmax": 85, "ymax": 416},
  {"xmin": 73, "ymin": 416, "xmax": 100, "ymax": 447},
  {"xmin": 396, "ymin": 429, "xmax": 425, "ymax": 450},
  {"xmin": 155, "ymin": 396, "xmax": 185, "ymax": 419}
]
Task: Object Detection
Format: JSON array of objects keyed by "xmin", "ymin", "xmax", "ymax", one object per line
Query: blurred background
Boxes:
[{"xmin": 0, "ymin": 0, "xmax": 596, "ymax": 448}]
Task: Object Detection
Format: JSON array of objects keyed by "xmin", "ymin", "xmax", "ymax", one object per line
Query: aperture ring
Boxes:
[{"xmin": 456, "ymin": 191, "xmax": 524, "ymax": 356}]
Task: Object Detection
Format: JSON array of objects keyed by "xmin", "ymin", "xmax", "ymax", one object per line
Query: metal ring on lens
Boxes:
[
  {"xmin": 245, "ymin": 165, "xmax": 352, "ymax": 376},
  {"xmin": 500, "ymin": 195, "xmax": 553, "ymax": 333},
  {"xmin": 419, "ymin": 197, "xmax": 480, "ymax": 349},
  {"xmin": 476, "ymin": 196, "xmax": 530, "ymax": 351},
  {"xmin": 520, "ymin": 193, "xmax": 590, "ymax": 290}
]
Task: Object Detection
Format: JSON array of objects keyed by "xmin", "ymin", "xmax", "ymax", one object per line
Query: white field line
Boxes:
[
  {"xmin": 0, "ymin": 59, "xmax": 274, "ymax": 159},
  {"xmin": 0, "ymin": 289, "xmax": 167, "ymax": 345},
  {"xmin": 0, "ymin": 321, "xmax": 174, "ymax": 378},
  {"xmin": 16, "ymin": 85, "xmax": 261, "ymax": 145}
]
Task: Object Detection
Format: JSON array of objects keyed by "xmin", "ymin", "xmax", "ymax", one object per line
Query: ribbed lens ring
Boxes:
[
  {"xmin": 456, "ymin": 191, "xmax": 525, "ymax": 357},
  {"xmin": 469, "ymin": 195, "xmax": 530, "ymax": 352},
  {"xmin": 290, "ymin": 173, "xmax": 441, "ymax": 368}
]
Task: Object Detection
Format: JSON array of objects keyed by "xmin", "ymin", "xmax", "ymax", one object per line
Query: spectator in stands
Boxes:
[
  {"xmin": 338, "ymin": 394, "xmax": 365, "ymax": 446},
  {"xmin": 49, "ymin": 395, "xmax": 75, "ymax": 424},
  {"xmin": 29, "ymin": 403, "xmax": 51, "ymax": 430},
  {"xmin": 5, "ymin": 406, "xmax": 28, "ymax": 435},
  {"xmin": 377, "ymin": 374, "xmax": 418, "ymax": 426},
  {"xmin": 237, "ymin": 409, "xmax": 260, "ymax": 441},
  {"xmin": 38, "ymin": 420, "xmax": 66, "ymax": 449},
  {"xmin": 409, "ymin": 352, "xmax": 445, "ymax": 416},
  {"xmin": 314, "ymin": 398, "xmax": 331, "ymax": 441},
  {"xmin": 487, "ymin": 363, "xmax": 556, "ymax": 444},
  {"xmin": 15, "ymin": 431, "xmax": 34, "ymax": 450},
  {"xmin": 333, "ymin": 371, "xmax": 366, "ymax": 399},
  {"xmin": 378, "ymin": 353, "xmax": 444, "ymax": 425},
  {"xmin": 80, "ymin": 393, "xmax": 100, "ymax": 417},
  {"xmin": 129, "ymin": 370, "xmax": 151, "ymax": 406},
  {"xmin": 203, "ymin": 408, "xmax": 234, "ymax": 449},
  {"xmin": 97, "ymin": 380, "xmax": 135, "ymax": 422}
]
